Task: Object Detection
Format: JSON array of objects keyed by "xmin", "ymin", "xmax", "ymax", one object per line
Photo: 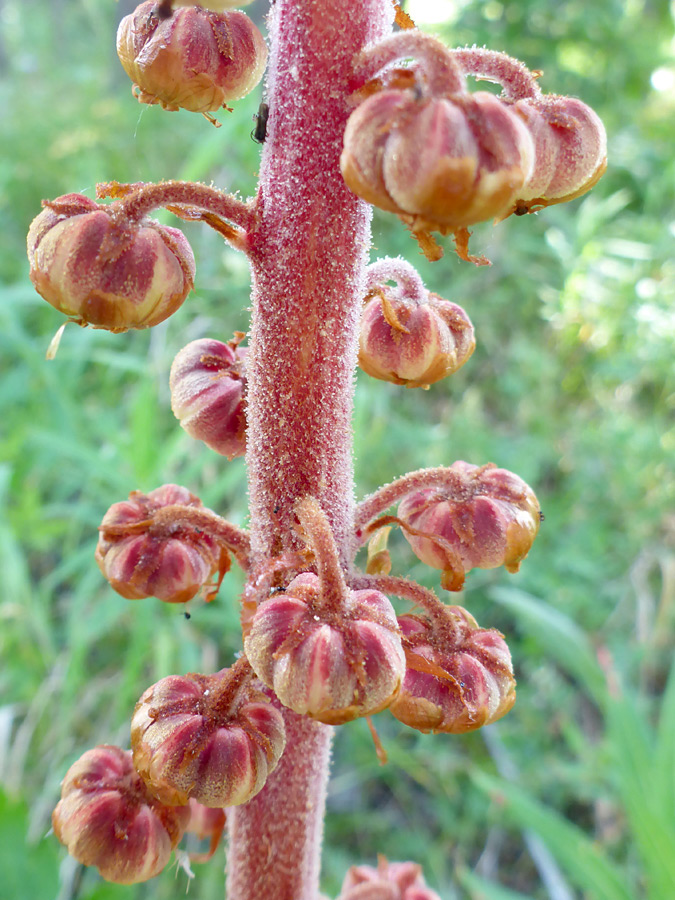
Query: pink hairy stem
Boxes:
[
  {"xmin": 353, "ymin": 30, "xmax": 466, "ymax": 95},
  {"xmin": 96, "ymin": 180, "xmax": 257, "ymax": 251},
  {"xmin": 364, "ymin": 257, "xmax": 428, "ymax": 305},
  {"xmin": 450, "ymin": 47, "xmax": 542, "ymax": 100},
  {"xmin": 226, "ymin": 2, "xmax": 394, "ymax": 900},
  {"xmin": 295, "ymin": 496, "xmax": 350, "ymax": 611},
  {"xmin": 353, "ymin": 466, "xmax": 472, "ymax": 543}
]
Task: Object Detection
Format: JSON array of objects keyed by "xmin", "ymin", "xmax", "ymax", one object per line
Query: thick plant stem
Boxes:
[
  {"xmin": 244, "ymin": 0, "xmax": 392, "ymax": 564},
  {"xmin": 227, "ymin": 2, "xmax": 393, "ymax": 899},
  {"xmin": 226, "ymin": 711, "xmax": 333, "ymax": 900}
]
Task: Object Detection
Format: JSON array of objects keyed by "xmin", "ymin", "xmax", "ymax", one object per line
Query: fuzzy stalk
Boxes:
[{"xmin": 226, "ymin": 2, "xmax": 393, "ymax": 900}]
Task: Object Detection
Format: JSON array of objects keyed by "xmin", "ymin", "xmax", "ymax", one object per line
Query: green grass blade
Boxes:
[
  {"xmin": 471, "ymin": 770, "xmax": 633, "ymax": 900},
  {"xmin": 457, "ymin": 867, "xmax": 535, "ymax": 900},
  {"xmin": 654, "ymin": 657, "xmax": 675, "ymax": 821},
  {"xmin": 489, "ymin": 586, "xmax": 606, "ymax": 707},
  {"xmin": 606, "ymin": 690, "xmax": 675, "ymax": 897}
]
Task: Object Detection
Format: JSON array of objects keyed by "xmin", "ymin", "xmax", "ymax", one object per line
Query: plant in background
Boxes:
[{"xmin": 25, "ymin": 1, "xmax": 607, "ymax": 897}]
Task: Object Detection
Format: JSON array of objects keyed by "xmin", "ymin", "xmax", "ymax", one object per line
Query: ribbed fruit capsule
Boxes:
[
  {"xmin": 359, "ymin": 288, "xmax": 475, "ymax": 388},
  {"xmin": 341, "ymin": 89, "xmax": 534, "ymax": 233},
  {"xmin": 52, "ymin": 745, "xmax": 189, "ymax": 884},
  {"xmin": 398, "ymin": 461, "xmax": 541, "ymax": 590},
  {"xmin": 244, "ymin": 573, "xmax": 406, "ymax": 724},
  {"xmin": 170, "ymin": 336, "xmax": 247, "ymax": 458},
  {"xmin": 131, "ymin": 663, "xmax": 285, "ymax": 807},
  {"xmin": 96, "ymin": 484, "xmax": 228, "ymax": 604},
  {"xmin": 117, "ymin": 2, "xmax": 267, "ymax": 116},
  {"xmin": 339, "ymin": 858, "xmax": 442, "ymax": 900},
  {"xmin": 27, "ymin": 194, "xmax": 195, "ymax": 332},
  {"xmin": 510, "ymin": 94, "xmax": 607, "ymax": 214},
  {"xmin": 390, "ymin": 605, "xmax": 515, "ymax": 734}
]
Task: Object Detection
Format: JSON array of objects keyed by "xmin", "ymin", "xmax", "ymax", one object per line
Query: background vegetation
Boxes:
[{"xmin": 1, "ymin": 0, "xmax": 673, "ymax": 898}]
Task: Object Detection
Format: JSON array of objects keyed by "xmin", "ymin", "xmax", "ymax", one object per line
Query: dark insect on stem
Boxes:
[
  {"xmin": 184, "ymin": 611, "xmax": 191, "ymax": 620},
  {"xmin": 251, "ymin": 102, "xmax": 270, "ymax": 144},
  {"xmin": 156, "ymin": 0, "xmax": 174, "ymax": 19}
]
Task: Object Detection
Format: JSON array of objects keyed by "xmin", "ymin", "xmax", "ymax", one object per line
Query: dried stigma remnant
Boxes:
[{"xmin": 27, "ymin": 193, "xmax": 195, "ymax": 332}]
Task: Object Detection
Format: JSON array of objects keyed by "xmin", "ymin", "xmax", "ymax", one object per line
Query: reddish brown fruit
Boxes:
[
  {"xmin": 390, "ymin": 604, "xmax": 516, "ymax": 734},
  {"xmin": 184, "ymin": 799, "xmax": 227, "ymax": 859},
  {"xmin": 341, "ymin": 89, "xmax": 534, "ymax": 234},
  {"xmin": 398, "ymin": 461, "xmax": 540, "ymax": 590},
  {"xmin": 339, "ymin": 857, "xmax": 442, "ymax": 900},
  {"xmin": 170, "ymin": 335, "xmax": 247, "ymax": 458},
  {"xmin": 95, "ymin": 484, "xmax": 228, "ymax": 604},
  {"xmin": 359, "ymin": 288, "xmax": 475, "ymax": 389},
  {"xmin": 52, "ymin": 745, "xmax": 189, "ymax": 884},
  {"xmin": 27, "ymin": 194, "xmax": 195, "ymax": 332},
  {"xmin": 244, "ymin": 573, "xmax": 406, "ymax": 724},
  {"xmin": 117, "ymin": 2, "xmax": 267, "ymax": 117},
  {"xmin": 510, "ymin": 94, "xmax": 607, "ymax": 214},
  {"xmin": 131, "ymin": 662, "xmax": 285, "ymax": 808}
]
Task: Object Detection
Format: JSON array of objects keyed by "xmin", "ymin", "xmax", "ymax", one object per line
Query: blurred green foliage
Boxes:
[{"xmin": 1, "ymin": 0, "xmax": 673, "ymax": 898}]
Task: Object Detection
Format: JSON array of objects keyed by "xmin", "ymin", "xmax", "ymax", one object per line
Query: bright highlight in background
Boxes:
[
  {"xmin": 650, "ymin": 66, "xmax": 675, "ymax": 91},
  {"xmin": 407, "ymin": 0, "xmax": 460, "ymax": 25}
]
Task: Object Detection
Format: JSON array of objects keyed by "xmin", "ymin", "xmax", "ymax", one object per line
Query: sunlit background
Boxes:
[{"xmin": 1, "ymin": 1, "xmax": 674, "ymax": 898}]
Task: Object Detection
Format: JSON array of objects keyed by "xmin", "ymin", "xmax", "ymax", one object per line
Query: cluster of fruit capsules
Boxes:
[
  {"xmin": 449, "ymin": 48, "xmax": 607, "ymax": 216},
  {"xmin": 341, "ymin": 34, "xmax": 606, "ymax": 251},
  {"xmin": 52, "ymin": 660, "xmax": 284, "ymax": 884},
  {"xmin": 27, "ymin": 193, "xmax": 195, "ymax": 332},
  {"xmin": 341, "ymin": 39, "xmax": 535, "ymax": 243},
  {"xmin": 116, "ymin": 0, "xmax": 267, "ymax": 125},
  {"xmin": 358, "ymin": 258, "xmax": 475, "ymax": 389}
]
